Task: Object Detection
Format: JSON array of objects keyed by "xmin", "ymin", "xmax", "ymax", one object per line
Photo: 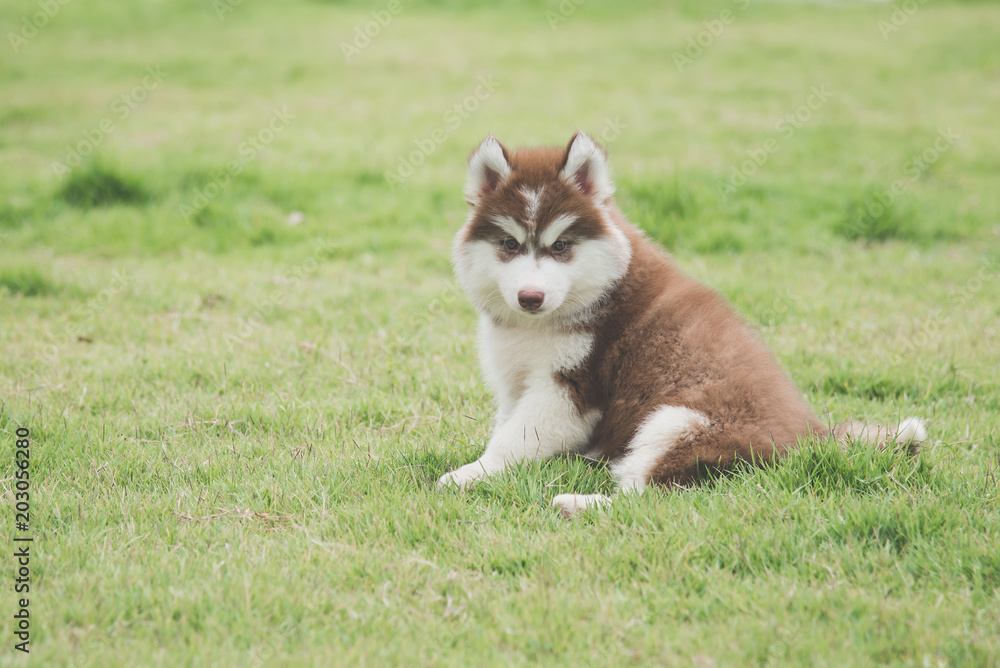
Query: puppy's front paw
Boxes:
[{"xmin": 436, "ymin": 463, "xmax": 486, "ymax": 490}]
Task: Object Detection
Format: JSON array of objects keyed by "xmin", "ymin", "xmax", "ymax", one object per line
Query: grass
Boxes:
[
  {"xmin": 1, "ymin": 0, "xmax": 999, "ymax": 665},
  {"xmin": 56, "ymin": 162, "xmax": 151, "ymax": 209}
]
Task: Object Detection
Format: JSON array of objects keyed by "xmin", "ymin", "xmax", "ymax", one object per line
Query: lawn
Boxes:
[{"xmin": 1, "ymin": 0, "xmax": 999, "ymax": 665}]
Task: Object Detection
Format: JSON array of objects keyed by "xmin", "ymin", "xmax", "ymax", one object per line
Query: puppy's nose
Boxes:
[{"xmin": 517, "ymin": 290, "xmax": 545, "ymax": 311}]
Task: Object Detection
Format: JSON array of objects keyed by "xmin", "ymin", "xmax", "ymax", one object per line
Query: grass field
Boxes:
[{"xmin": 2, "ymin": 0, "xmax": 999, "ymax": 665}]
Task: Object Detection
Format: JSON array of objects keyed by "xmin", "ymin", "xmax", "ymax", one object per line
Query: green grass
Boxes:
[
  {"xmin": 56, "ymin": 162, "xmax": 152, "ymax": 209},
  {"xmin": 2, "ymin": 0, "xmax": 999, "ymax": 665}
]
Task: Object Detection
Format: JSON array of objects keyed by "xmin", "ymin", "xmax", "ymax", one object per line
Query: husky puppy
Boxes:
[{"xmin": 439, "ymin": 132, "xmax": 927, "ymax": 516}]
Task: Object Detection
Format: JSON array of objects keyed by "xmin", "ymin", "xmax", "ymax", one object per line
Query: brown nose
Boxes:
[{"xmin": 517, "ymin": 290, "xmax": 545, "ymax": 311}]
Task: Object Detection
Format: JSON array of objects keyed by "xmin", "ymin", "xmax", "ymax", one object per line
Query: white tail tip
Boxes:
[{"xmin": 896, "ymin": 416, "xmax": 928, "ymax": 445}]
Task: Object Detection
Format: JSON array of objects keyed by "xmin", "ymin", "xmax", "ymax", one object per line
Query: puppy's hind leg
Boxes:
[
  {"xmin": 551, "ymin": 493, "xmax": 611, "ymax": 518},
  {"xmin": 553, "ymin": 405, "xmax": 710, "ymax": 517}
]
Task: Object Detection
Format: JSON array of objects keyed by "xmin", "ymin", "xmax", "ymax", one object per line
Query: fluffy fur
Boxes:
[{"xmin": 439, "ymin": 132, "xmax": 928, "ymax": 515}]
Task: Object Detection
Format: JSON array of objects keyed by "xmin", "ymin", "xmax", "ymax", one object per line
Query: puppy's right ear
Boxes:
[{"xmin": 465, "ymin": 134, "xmax": 510, "ymax": 205}]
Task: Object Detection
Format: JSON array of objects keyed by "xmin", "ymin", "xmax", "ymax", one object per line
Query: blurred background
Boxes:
[{"xmin": 3, "ymin": 0, "xmax": 997, "ymax": 258}]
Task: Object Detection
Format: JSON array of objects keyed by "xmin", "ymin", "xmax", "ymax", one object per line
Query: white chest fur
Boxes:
[
  {"xmin": 477, "ymin": 317, "xmax": 594, "ymax": 422},
  {"xmin": 437, "ymin": 317, "xmax": 600, "ymax": 489}
]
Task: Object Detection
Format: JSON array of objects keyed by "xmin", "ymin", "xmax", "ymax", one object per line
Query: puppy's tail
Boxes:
[{"xmin": 833, "ymin": 416, "xmax": 928, "ymax": 455}]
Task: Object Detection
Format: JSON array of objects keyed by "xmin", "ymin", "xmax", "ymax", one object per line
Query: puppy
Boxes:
[{"xmin": 438, "ymin": 132, "xmax": 926, "ymax": 515}]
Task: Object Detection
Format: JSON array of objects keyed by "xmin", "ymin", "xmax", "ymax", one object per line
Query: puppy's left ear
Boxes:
[{"xmin": 559, "ymin": 132, "xmax": 614, "ymax": 202}]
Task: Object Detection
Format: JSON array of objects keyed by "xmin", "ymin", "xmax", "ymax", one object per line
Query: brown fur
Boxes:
[{"xmin": 577, "ymin": 213, "xmax": 828, "ymax": 484}]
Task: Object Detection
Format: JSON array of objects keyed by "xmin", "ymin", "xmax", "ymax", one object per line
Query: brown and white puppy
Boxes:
[{"xmin": 438, "ymin": 132, "xmax": 927, "ymax": 516}]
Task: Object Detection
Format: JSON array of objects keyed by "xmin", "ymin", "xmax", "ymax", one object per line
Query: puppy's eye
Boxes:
[
  {"xmin": 552, "ymin": 240, "xmax": 568, "ymax": 253},
  {"xmin": 503, "ymin": 238, "xmax": 520, "ymax": 252}
]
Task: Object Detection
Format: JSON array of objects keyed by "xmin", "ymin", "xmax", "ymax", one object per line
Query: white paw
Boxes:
[
  {"xmin": 437, "ymin": 463, "xmax": 488, "ymax": 489},
  {"xmin": 551, "ymin": 493, "xmax": 611, "ymax": 518}
]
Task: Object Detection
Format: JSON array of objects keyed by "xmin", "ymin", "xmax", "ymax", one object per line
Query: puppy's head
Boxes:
[{"xmin": 453, "ymin": 133, "xmax": 632, "ymax": 327}]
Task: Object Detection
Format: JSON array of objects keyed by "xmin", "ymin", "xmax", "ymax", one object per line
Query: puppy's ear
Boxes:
[
  {"xmin": 559, "ymin": 132, "xmax": 614, "ymax": 202},
  {"xmin": 465, "ymin": 134, "xmax": 511, "ymax": 205}
]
